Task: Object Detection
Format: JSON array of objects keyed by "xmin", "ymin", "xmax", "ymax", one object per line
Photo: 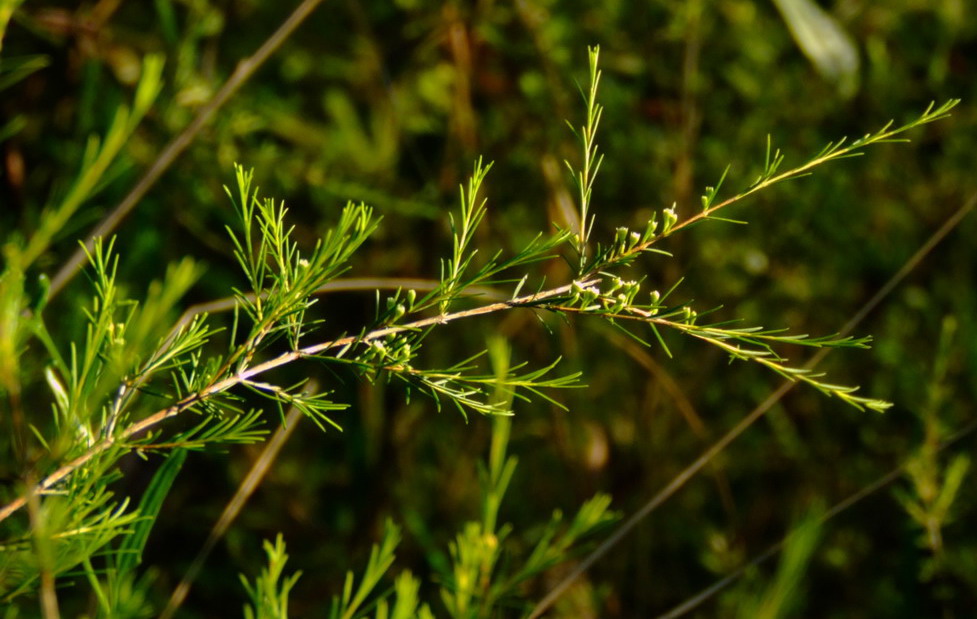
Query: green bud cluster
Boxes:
[
  {"xmin": 363, "ymin": 334, "xmax": 413, "ymax": 366},
  {"xmin": 568, "ymin": 278, "xmax": 643, "ymax": 314},
  {"xmin": 647, "ymin": 290, "xmax": 661, "ymax": 315},
  {"xmin": 385, "ymin": 296, "xmax": 407, "ymax": 322},
  {"xmin": 383, "ymin": 288, "xmax": 421, "ymax": 324},
  {"xmin": 613, "ymin": 226, "xmax": 644, "ymax": 255},
  {"xmin": 642, "ymin": 212, "xmax": 659, "ymax": 241},
  {"xmin": 570, "ymin": 280, "xmax": 602, "ymax": 310},
  {"xmin": 608, "ymin": 277, "xmax": 641, "ymax": 312}
]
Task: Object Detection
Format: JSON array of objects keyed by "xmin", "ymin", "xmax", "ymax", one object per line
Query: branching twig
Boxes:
[
  {"xmin": 527, "ymin": 190, "xmax": 977, "ymax": 618},
  {"xmin": 588, "ymin": 100, "xmax": 960, "ymax": 273},
  {"xmin": 13, "ymin": 99, "xmax": 954, "ymax": 530},
  {"xmin": 0, "ymin": 280, "xmax": 592, "ymax": 524}
]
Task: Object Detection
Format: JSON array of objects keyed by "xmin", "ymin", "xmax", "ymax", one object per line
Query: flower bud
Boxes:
[
  {"xmin": 662, "ymin": 205, "xmax": 678, "ymax": 235},
  {"xmin": 643, "ymin": 212, "xmax": 659, "ymax": 240},
  {"xmin": 615, "ymin": 226, "xmax": 629, "ymax": 245}
]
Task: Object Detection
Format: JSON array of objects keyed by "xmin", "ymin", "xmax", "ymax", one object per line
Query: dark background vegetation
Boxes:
[{"xmin": 2, "ymin": 0, "xmax": 976, "ymax": 616}]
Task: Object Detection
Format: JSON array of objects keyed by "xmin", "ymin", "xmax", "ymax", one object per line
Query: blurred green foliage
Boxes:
[{"xmin": 1, "ymin": 0, "xmax": 976, "ymax": 616}]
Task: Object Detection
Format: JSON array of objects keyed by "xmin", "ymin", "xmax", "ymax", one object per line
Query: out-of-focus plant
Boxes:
[{"xmin": 895, "ymin": 316, "xmax": 971, "ymax": 581}]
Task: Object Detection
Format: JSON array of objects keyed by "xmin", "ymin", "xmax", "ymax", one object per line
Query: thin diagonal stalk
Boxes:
[
  {"xmin": 527, "ymin": 191, "xmax": 977, "ymax": 618},
  {"xmin": 109, "ymin": 278, "xmax": 502, "ymax": 456},
  {"xmin": 159, "ymin": 386, "xmax": 309, "ymax": 619},
  {"xmin": 47, "ymin": 0, "xmax": 327, "ymax": 298},
  {"xmin": 0, "ymin": 279, "xmax": 593, "ymax": 524},
  {"xmin": 603, "ymin": 325, "xmax": 738, "ymax": 520},
  {"xmin": 588, "ymin": 101, "xmax": 958, "ymax": 274},
  {"xmin": 168, "ymin": 277, "xmax": 505, "ymax": 337},
  {"xmin": 656, "ymin": 417, "xmax": 977, "ymax": 618}
]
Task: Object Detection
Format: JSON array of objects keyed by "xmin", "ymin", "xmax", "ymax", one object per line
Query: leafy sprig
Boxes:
[
  {"xmin": 389, "ymin": 355, "xmax": 582, "ymax": 420},
  {"xmin": 549, "ymin": 277, "xmax": 892, "ymax": 412},
  {"xmin": 566, "ymin": 45, "xmax": 605, "ymax": 272},
  {"xmin": 440, "ymin": 158, "xmax": 493, "ymax": 313},
  {"xmin": 595, "ymin": 99, "xmax": 960, "ymax": 271},
  {"xmin": 2, "ymin": 90, "xmax": 951, "ymax": 526},
  {"xmin": 240, "ymin": 534, "xmax": 302, "ymax": 619},
  {"xmin": 0, "ymin": 45, "xmax": 959, "ymax": 614}
]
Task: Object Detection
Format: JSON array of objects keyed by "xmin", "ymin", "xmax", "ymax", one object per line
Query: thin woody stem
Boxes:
[
  {"xmin": 527, "ymin": 190, "xmax": 977, "ymax": 618},
  {"xmin": 0, "ymin": 279, "xmax": 593, "ymax": 524},
  {"xmin": 4, "ymin": 107, "xmax": 953, "ymax": 524},
  {"xmin": 608, "ymin": 103, "xmax": 957, "ymax": 266}
]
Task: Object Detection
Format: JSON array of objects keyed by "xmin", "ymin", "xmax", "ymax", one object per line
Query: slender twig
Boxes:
[
  {"xmin": 0, "ymin": 279, "xmax": 593, "ymax": 524},
  {"xmin": 159, "ymin": 384, "xmax": 310, "ymax": 619},
  {"xmin": 610, "ymin": 102, "xmax": 958, "ymax": 266},
  {"xmin": 47, "ymin": 0, "xmax": 327, "ymax": 298},
  {"xmin": 656, "ymin": 417, "xmax": 977, "ymax": 619},
  {"xmin": 108, "ymin": 277, "xmax": 502, "ymax": 453},
  {"xmin": 8, "ymin": 186, "xmax": 972, "ymax": 527},
  {"xmin": 527, "ymin": 191, "xmax": 977, "ymax": 618}
]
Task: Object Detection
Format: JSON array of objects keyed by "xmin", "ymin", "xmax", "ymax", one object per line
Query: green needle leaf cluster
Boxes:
[{"xmin": 0, "ymin": 39, "xmax": 960, "ymax": 617}]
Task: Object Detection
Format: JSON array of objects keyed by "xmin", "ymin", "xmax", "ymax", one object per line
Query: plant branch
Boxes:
[
  {"xmin": 0, "ymin": 279, "xmax": 593, "ymax": 524},
  {"xmin": 592, "ymin": 100, "xmax": 960, "ymax": 271},
  {"xmin": 528, "ymin": 189, "xmax": 977, "ymax": 618},
  {"xmin": 168, "ymin": 277, "xmax": 506, "ymax": 338}
]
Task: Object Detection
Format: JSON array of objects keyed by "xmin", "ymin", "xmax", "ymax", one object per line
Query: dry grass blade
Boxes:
[
  {"xmin": 47, "ymin": 0, "xmax": 328, "ymax": 298},
  {"xmin": 656, "ymin": 417, "xmax": 977, "ymax": 618},
  {"xmin": 159, "ymin": 385, "xmax": 310, "ymax": 619}
]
